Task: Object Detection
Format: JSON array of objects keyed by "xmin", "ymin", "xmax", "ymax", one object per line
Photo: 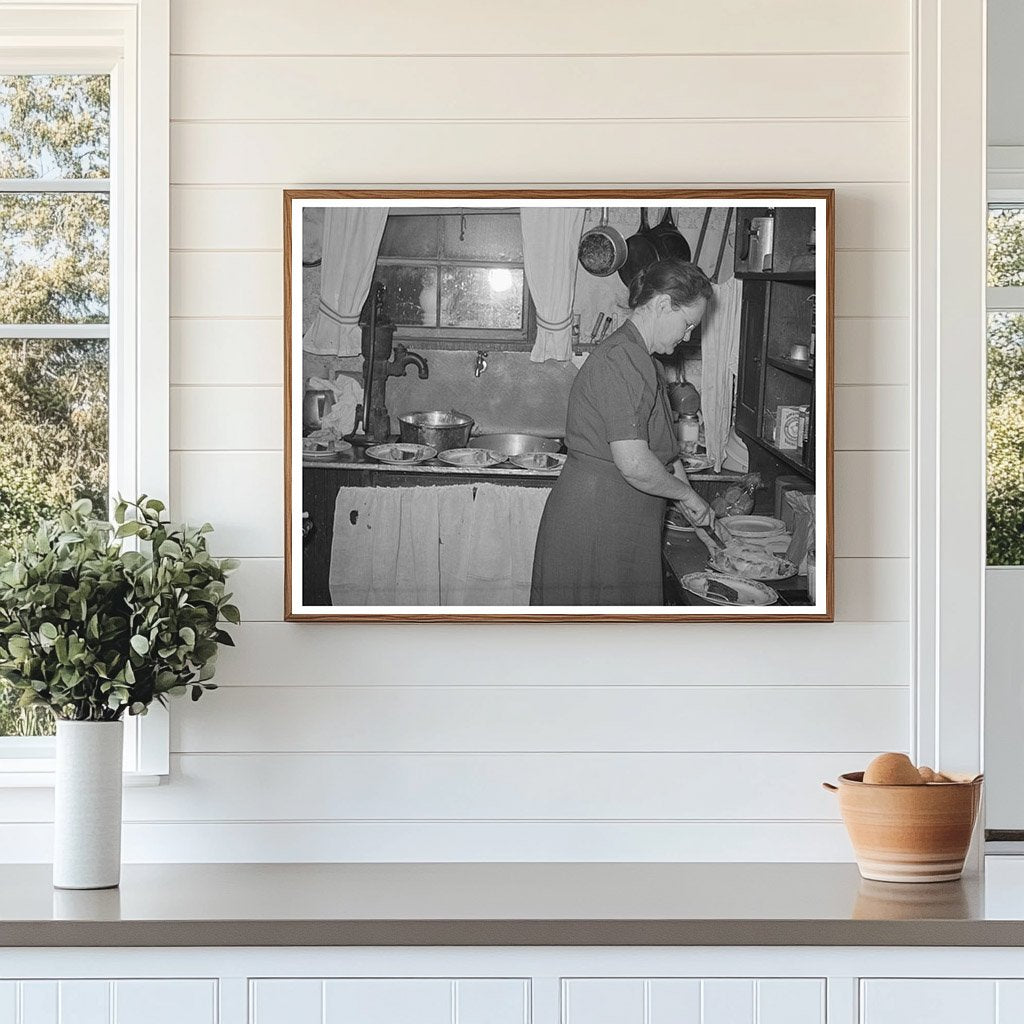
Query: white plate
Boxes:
[
  {"xmin": 302, "ymin": 438, "xmax": 351, "ymax": 461},
  {"xmin": 365, "ymin": 443, "xmax": 437, "ymax": 465},
  {"xmin": 680, "ymin": 571, "xmax": 779, "ymax": 606},
  {"xmin": 437, "ymin": 448, "xmax": 507, "ymax": 468},
  {"xmin": 721, "ymin": 515, "xmax": 788, "ymax": 539},
  {"xmin": 508, "ymin": 452, "xmax": 567, "ymax": 471}
]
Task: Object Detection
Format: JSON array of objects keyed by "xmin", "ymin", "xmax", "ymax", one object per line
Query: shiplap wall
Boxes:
[{"xmin": 3, "ymin": 0, "xmax": 917, "ymax": 861}]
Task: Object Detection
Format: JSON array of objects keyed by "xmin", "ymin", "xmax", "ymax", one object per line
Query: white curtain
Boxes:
[
  {"xmin": 303, "ymin": 207, "xmax": 388, "ymax": 357},
  {"xmin": 700, "ymin": 275, "xmax": 744, "ymax": 472},
  {"xmin": 328, "ymin": 483, "xmax": 549, "ymax": 606},
  {"xmin": 521, "ymin": 207, "xmax": 586, "ymax": 362}
]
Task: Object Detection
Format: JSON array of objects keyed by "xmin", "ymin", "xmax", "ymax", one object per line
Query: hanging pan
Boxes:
[
  {"xmin": 648, "ymin": 207, "xmax": 692, "ymax": 262},
  {"xmin": 617, "ymin": 208, "xmax": 660, "ymax": 286},
  {"xmin": 577, "ymin": 208, "xmax": 627, "ymax": 278}
]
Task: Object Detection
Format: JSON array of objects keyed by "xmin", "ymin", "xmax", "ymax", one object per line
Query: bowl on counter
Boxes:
[
  {"xmin": 398, "ymin": 410, "xmax": 474, "ymax": 451},
  {"xmin": 468, "ymin": 433, "xmax": 563, "ymax": 456},
  {"xmin": 822, "ymin": 772, "xmax": 983, "ymax": 883}
]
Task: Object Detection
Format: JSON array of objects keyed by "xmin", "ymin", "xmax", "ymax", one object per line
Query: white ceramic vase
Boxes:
[{"xmin": 53, "ymin": 720, "xmax": 124, "ymax": 889}]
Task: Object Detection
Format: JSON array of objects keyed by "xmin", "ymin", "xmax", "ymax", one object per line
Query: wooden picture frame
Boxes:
[{"xmin": 285, "ymin": 189, "xmax": 834, "ymax": 622}]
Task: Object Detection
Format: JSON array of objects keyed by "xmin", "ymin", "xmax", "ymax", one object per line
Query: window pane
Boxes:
[
  {"xmin": 988, "ymin": 206, "xmax": 1024, "ymax": 287},
  {"xmin": 441, "ymin": 214, "xmax": 523, "ymax": 262},
  {"xmin": 987, "ymin": 312, "xmax": 1024, "ymax": 565},
  {"xmin": 0, "ymin": 192, "xmax": 109, "ymax": 323},
  {"xmin": 440, "ymin": 266, "xmax": 524, "ymax": 329},
  {"xmin": 378, "ymin": 215, "xmax": 440, "ymax": 259},
  {"xmin": 0, "ymin": 75, "xmax": 109, "ymax": 179},
  {"xmin": 374, "ymin": 265, "xmax": 438, "ymax": 326}
]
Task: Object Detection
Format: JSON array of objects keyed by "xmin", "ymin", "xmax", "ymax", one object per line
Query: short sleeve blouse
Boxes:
[{"xmin": 564, "ymin": 320, "xmax": 676, "ymax": 465}]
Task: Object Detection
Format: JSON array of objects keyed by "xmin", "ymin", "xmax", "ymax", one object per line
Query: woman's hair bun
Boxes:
[{"xmin": 627, "ymin": 257, "xmax": 713, "ymax": 310}]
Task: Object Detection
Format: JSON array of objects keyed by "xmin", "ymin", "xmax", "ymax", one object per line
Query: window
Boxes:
[
  {"xmin": 0, "ymin": 3, "xmax": 169, "ymax": 777},
  {"xmin": 372, "ymin": 211, "xmax": 535, "ymax": 347},
  {"xmin": 0, "ymin": 73, "xmax": 111, "ymax": 738},
  {"xmin": 986, "ymin": 204, "xmax": 1024, "ymax": 565}
]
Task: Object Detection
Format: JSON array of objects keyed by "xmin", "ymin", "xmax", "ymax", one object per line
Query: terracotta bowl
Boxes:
[{"xmin": 823, "ymin": 771, "xmax": 983, "ymax": 883}]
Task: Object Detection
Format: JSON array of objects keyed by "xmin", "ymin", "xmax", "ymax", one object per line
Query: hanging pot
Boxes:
[
  {"xmin": 578, "ymin": 208, "xmax": 627, "ymax": 277},
  {"xmin": 617, "ymin": 208, "xmax": 660, "ymax": 287},
  {"xmin": 53, "ymin": 720, "xmax": 124, "ymax": 889},
  {"xmin": 648, "ymin": 208, "xmax": 692, "ymax": 262}
]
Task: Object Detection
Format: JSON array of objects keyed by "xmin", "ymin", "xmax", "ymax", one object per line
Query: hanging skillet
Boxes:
[
  {"xmin": 647, "ymin": 207, "xmax": 692, "ymax": 262},
  {"xmin": 578, "ymin": 208, "xmax": 627, "ymax": 278},
  {"xmin": 617, "ymin": 208, "xmax": 660, "ymax": 287}
]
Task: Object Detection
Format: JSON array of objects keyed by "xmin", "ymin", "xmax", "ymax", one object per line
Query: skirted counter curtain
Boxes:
[{"xmin": 303, "ymin": 206, "xmax": 388, "ymax": 356}]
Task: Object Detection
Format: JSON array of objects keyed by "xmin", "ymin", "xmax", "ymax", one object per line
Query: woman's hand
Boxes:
[{"xmin": 677, "ymin": 493, "xmax": 715, "ymax": 530}]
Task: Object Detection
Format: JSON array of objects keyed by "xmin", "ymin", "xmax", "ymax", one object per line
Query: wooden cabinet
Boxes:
[
  {"xmin": 249, "ymin": 978, "xmax": 529, "ymax": 1024},
  {"xmin": 563, "ymin": 978, "xmax": 824, "ymax": 1024},
  {"xmin": 734, "ymin": 207, "xmax": 817, "ymax": 487}
]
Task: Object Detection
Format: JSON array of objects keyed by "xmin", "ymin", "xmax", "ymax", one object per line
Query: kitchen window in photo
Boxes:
[
  {"xmin": 0, "ymin": 74, "xmax": 111, "ymax": 738},
  {"xmin": 372, "ymin": 211, "xmax": 534, "ymax": 345}
]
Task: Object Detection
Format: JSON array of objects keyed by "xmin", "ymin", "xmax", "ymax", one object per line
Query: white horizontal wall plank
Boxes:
[
  {"xmin": 834, "ymin": 452, "xmax": 910, "ymax": 558},
  {"xmin": 833, "ymin": 558, "xmax": 909, "ymax": 621},
  {"xmin": 170, "ymin": 121, "xmax": 909, "ymax": 186},
  {"xmin": 210, "ymin": 621, "xmax": 910, "ymax": 687},
  {"xmin": 170, "ymin": 183, "xmax": 909, "ymax": 252},
  {"xmin": 860, "ymin": 981, "xmax": 996, "ymax": 1024},
  {"xmin": 834, "ymin": 386, "xmax": 910, "ymax": 450},
  {"xmin": 170, "ymin": 386, "xmax": 281, "ymax": 450},
  {"xmin": 834, "ymin": 251, "xmax": 909, "ymax": 319},
  {"xmin": 228, "ymin": 556, "xmax": 909, "ymax": 623},
  {"xmin": 170, "ymin": 319, "xmax": 282, "ymax": 386},
  {"xmin": 172, "ymin": 55, "xmax": 908, "ymax": 122},
  {"xmin": 170, "ymin": 684, "xmax": 909, "ymax": 754},
  {"xmin": 834, "ymin": 318, "xmax": 909, "ymax": 386},
  {"xmin": 123, "ymin": 751, "xmax": 871, "ymax": 821},
  {"xmin": 170, "ymin": 0, "xmax": 909, "ymax": 55},
  {"xmin": 170, "ymin": 451, "xmax": 282, "ymax": 557},
  {"xmin": 0, "ymin": 819, "xmax": 857, "ymax": 863}
]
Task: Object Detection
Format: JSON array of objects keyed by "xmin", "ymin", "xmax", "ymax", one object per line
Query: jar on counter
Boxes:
[{"xmin": 675, "ymin": 413, "xmax": 700, "ymax": 454}]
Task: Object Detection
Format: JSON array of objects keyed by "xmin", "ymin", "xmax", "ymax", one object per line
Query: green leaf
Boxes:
[
  {"xmin": 39, "ymin": 622, "xmax": 58, "ymax": 641},
  {"xmin": 130, "ymin": 634, "xmax": 150, "ymax": 656},
  {"xmin": 158, "ymin": 539, "xmax": 182, "ymax": 559},
  {"xmin": 220, "ymin": 604, "xmax": 240, "ymax": 625}
]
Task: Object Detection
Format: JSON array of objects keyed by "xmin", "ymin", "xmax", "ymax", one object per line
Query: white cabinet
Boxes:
[
  {"xmin": 562, "ymin": 978, "xmax": 825, "ymax": 1024},
  {"xmin": 860, "ymin": 980, "xmax": 1024, "ymax": 1024},
  {"xmin": 0, "ymin": 980, "xmax": 217, "ymax": 1024},
  {"xmin": 249, "ymin": 978, "xmax": 529, "ymax": 1024}
]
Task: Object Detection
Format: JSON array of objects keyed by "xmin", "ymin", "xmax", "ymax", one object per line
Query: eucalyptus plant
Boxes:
[{"xmin": 0, "ymin": 496, "xmax": 239, "ymax": 722}]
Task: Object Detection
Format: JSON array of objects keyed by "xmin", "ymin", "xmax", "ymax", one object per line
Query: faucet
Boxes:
[
  {"xmin": 474, "ymin": 350, "xmax": 488, "ymax": 377},
  {"xmin": 387, "ymin": 343, "xmax": 429, "ymax": 379}
]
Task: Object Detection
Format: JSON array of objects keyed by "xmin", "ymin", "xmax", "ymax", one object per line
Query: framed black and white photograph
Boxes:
[{"xmin": 284, "ymin": 190, "xmax": 833, "ymax": 622}]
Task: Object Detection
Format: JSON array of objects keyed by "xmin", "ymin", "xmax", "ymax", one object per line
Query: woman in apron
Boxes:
[{"xmin": 531, "ymin": 259, "xmax": 715, "ymax": 606}]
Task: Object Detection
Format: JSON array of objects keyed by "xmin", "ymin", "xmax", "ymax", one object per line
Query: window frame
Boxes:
[
  {"xmin": 0, "ymin": 0, "xmax": 170, "ymax": 783},
  {"xmin": 374, "ymin": 209, "xmax": 537, "ymax": 350}
]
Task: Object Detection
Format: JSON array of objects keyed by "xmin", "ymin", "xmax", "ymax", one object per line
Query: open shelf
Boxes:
[{"xmin": 766, "ymin": 355, "xmax": 814, "ymax": 381}]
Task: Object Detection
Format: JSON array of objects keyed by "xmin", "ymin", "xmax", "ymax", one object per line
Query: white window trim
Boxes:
[
  {"xmin": 913, "ymin": 0, "xmax": 987, "ymax": 820},
  {"xmin": 0, "ymin": 0, "xmax": 170, "ymax": 783}
]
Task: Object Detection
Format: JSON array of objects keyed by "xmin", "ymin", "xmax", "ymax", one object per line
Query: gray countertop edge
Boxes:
[{"xmin": 4, "ymin": 919, "xmax": 1024, "ymax": 948}]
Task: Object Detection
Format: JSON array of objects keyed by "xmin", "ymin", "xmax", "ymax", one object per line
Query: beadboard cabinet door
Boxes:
[
  {"xmin": 860, "ymin": 979, "xmax": 1024, "ymax": 1024},
  {"xmin": 0, "ymin": 979, "xmax": 217, "ymax": 1024},
  {"xmin": 249, "ymin": 978, "xmax": 529, "ymax": 1024},
  {"xmin": 562, "ymin": 978, "xmax": 825, "ymax": 1024}
]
